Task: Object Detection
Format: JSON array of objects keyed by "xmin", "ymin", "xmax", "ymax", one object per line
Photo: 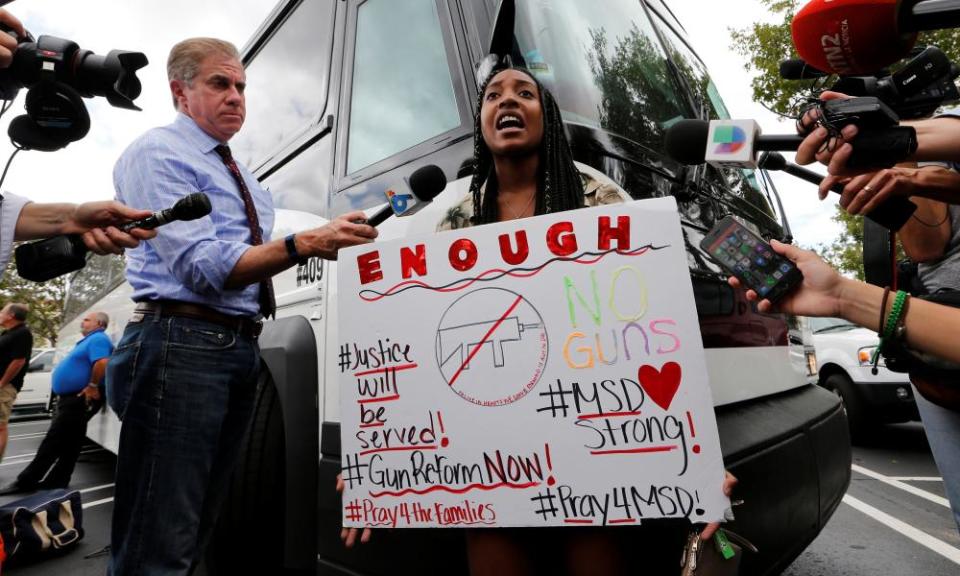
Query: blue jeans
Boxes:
[
  {"xmin": 106, "ymin": 314, "xmax": 260, "ymax": 576},
  {"xmin": 915, "ymin": 391, "xmax": 960, "ymax": 533}
]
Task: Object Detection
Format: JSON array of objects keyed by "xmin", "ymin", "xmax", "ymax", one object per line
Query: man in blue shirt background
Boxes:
[{"xmin": 0, "ymin": 311, "xmax": 112, "ymax": 494}]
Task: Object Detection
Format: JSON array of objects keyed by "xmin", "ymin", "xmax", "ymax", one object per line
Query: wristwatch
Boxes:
[
  {"xmin": 87, "ymin": 382, "xmax": 99, "ymax": 389},
  {"xmin": 285, "ymin": 233, "xmax": 308, "ymax": 265}
]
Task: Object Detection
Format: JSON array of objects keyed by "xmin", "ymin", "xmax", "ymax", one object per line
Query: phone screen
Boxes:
[{"xmin": 700, "ymin": 216, "xmax": 803, "ymax": 302}]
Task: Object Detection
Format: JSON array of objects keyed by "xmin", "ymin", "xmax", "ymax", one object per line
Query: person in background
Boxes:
[
  {"xmin": 0, "ymin": 311, "xmax": 112, "ymax": 494},
  {"xmin": 0, "ymin": 303, "xmax": 31, "ymax": 462}
]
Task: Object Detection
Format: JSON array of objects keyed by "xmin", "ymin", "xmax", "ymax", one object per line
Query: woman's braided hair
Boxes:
[{"xmin": 469, "ymin": 66, "xmax": 585, "ymax": 225}]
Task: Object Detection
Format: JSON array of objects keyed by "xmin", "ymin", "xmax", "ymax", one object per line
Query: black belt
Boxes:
[{"xmin": 134, "ymin": 300, "xmax": 263, "ymax": 339}]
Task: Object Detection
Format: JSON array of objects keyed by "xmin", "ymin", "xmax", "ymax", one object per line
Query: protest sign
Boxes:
[{"xmin": 338, "ymin": 196, "xmax": 729, "ymax": 528}]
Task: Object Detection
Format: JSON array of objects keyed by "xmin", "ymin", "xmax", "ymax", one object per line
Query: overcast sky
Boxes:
[
  {"xmin": 0, "ymin": 0, "xmax": 840, "ymax": 247},
  {"xmin": 670, "ymin": 0, "xmax": 842, "ymax": 247}
]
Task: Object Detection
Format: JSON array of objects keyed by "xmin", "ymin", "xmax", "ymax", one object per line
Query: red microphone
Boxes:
[{"xmin": 792, "ymin": 0, "xmax": 960, "ymax": 75}]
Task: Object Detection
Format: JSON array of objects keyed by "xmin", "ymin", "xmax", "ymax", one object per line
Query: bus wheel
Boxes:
[{"xmin": 206, "ymin": 371, "xmax": 288, "ymax": 574}]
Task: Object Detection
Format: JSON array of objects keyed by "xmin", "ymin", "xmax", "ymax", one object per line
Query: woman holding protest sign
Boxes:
[
  {"xmin": 434, "ymin": 60, "xmax": 736, "ymax": 575},
  {"xmin": 337, "ymin": 59, "xmax": 739, "ymax": 574}
]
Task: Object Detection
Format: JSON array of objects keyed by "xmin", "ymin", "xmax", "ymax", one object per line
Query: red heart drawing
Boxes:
[{"xmin": 638, "ymin": 362, "xmax": 682, "ymax": 411}]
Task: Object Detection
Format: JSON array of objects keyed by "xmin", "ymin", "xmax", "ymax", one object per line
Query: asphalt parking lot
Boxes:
[{"xmin": 0, "ymin": 418, "xmax": 957, "ymax": 575}]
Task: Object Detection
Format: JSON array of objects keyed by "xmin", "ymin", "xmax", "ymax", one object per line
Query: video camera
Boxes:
[
  {"xmin": 780, "ymin": 46, "xmax": 960, "ymax": 120},
  {"xmin": 0, "ymin": 27, "xmax": 147, "ymax": 151}
]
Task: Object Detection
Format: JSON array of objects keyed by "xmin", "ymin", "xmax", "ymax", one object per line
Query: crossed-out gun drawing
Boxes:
[{"xmin": 438, "ymin": 316, "xmax": 544, "ymax": 371}]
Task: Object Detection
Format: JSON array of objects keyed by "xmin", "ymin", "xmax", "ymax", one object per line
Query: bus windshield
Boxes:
[
  {"xmin": 508, "ymin": 0, "xmax": 704, "ymax": 150},
  {"xmin": 505, "ymin": 0, "xmax": 775, "ymax": 219}
]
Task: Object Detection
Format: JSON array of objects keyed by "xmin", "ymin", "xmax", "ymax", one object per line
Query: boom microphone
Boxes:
[
  {"xmin": 367, "ymin": 164, "xmax": 447, "ymax": 227},
  {"xmin": 15, "ymin": 192, "xmax": 212, "ymax": 282},
  {"xmin": 758, "ymin": 151, "xmax": 916, "ymax": 231},
  {"xmin": 779, "ymin": 58, "xmax": 829, "ymax": 80},
  {"xmin": 118, "ymin": 192, "xmax": 212, "ymax": 231},
  {"xmin": 793, "ymin": 0, "xmax": 960, "ymax": 75}
]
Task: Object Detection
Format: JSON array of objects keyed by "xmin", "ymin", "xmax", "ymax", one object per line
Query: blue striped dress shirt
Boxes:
[{"xmin": 113, "ymin": 113, "xmax": 274, "ymax": 317}]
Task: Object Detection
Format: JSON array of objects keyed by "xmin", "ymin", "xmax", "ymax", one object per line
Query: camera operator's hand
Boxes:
[
  {"xmin": 727, "ymin": 240, "xmax": 847, "ymax": 318},
  {"xmin": 0, "ymin": 8, "xmax": 25, "ymax": 69},
  {"xmin": 795, "ymin": 91, "xmax": 865, "ymax": 176}
]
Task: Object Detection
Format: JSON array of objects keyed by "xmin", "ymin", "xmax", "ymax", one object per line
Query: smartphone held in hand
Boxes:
[{"xmin": 700, "ymin": 216, "xmax": 803, "ymax": 303}]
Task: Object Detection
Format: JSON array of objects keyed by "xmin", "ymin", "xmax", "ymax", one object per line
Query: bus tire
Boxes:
[{"xmin": 206, "ymin": 371, "xmax": 292, "ymax": 574}]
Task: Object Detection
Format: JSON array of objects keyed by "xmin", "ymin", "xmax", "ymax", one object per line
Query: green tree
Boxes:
[
  {"xmin": 0, "ymin": 259, "xmax": 66, "ymax": 346},
  {"xmin": 730, "ymin": 0, "xmax": 960, "ymax": 117},
  {"xmin": 816, "ymin": 206, "xmax": 864, "ymax": 280}
]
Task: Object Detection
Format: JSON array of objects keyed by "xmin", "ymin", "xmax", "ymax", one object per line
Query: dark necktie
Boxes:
[{"xmin": 214, "ymin": 144, "xmax": 276, "ymax": 319}]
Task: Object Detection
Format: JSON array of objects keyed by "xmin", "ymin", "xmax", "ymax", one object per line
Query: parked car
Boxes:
[
  {"xmin": 809, "ymin": 316, "xmax": 918, "ymax": 441},
  {"xmin": 14, "ymin": 348, "xmax": 55, "ymax": 415}
]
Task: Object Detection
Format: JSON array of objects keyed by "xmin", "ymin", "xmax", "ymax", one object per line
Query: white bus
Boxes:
[{"xmin": 58, "ymin": 1, "xmax": 850, "ymax": 574}]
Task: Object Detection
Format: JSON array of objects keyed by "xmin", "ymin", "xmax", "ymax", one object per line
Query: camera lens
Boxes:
[{"xmin": 74, "ymin": 49, "xmax": 148, "ymax": 111}]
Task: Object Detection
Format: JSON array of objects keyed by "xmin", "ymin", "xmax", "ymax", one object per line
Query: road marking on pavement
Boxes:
[
  {"xmin": 843, "ymin": 494, "xmax": 960, "ymax": 565},
  {"xmin": 7, "ymin": 420, "xmax": 50, "ymax": 429},
  {"xmin": 8, "ymin": 432, "xmax": 47, "ymax": 440},
  {"xmin": 0, "ymin": 447, "xmax": 105, "ymax": 467},
  {"xmin": 79, "ymin": 483, "xmax": 114, "ymax": 494},
  {"xmin": 852, "ymin": 464, "xmax": 951, "ymax": 509},
  {"xmin": 890, "ymin": 477, "xmax": 944, "ymax": 482},
  {"xmin": 82, "ymin": 497, "xmax": 113, "ymax": 509}
]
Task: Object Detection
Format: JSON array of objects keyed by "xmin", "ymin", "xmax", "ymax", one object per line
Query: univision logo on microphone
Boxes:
[
  {"xmin": 386, "ymin": 188, "xmax": 417, "ymax": 216},
  {"xmin": 712, "ymin": 126, "xmax": 746, "ymax": 154},
  {"xmin": 704, "ymin": 119, "xmax": 760, "ymax": 168}
]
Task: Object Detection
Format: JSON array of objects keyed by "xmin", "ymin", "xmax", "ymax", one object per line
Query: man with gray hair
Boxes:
[
  {"xmin": 107, "ymin": 37, "xmax": 377, "ymax": 574},
  {"xmin": 0, "ymin": 310, "xmax": 111, "ymax": 494},
  {"xmin": 0, "ymin": 303, "xmax": 31, "ymax": 461}
]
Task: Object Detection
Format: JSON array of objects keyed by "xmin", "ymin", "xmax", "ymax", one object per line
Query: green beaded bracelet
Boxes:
[{"xmin": 871, "ymin": 290, "xmax": 908, "ymax": 374}]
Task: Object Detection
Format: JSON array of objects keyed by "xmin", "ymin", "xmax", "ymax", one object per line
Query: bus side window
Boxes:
[
  {"xmin": 262, "ymin": 137, "xmax": 334, "ymax": 218},
  {"xmin": 345, "ymin": 0, "xmax": 463, "ymax": 175},
  {"xmin": 232, "ymin": 0, "xmax": 336, "ymax": 171}
]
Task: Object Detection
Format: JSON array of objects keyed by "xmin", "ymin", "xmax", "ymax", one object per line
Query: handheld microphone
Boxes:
[
  {"xmin": 118, "ymin": 192, "xmax": 212, "ymax": 232},
  {"xmin": 366, "ymin": 164, "xmax": 447, "ymax": 227},
  {"xmin": 792, "ymin": 0, "xmax": 960, "ymax": 75},
  {"xmin": 664, "ymin": 119, "xmax": 916, "ymax": 170},
  {"xmin": 15, "ymin": 192, "xmax": 213, "ymax": 282},
  {"xmin": 664, "ymin": 119, "xmax": 802, "ymax": 169},
  {"xmin": 758, "ymin": 151, "xmax": 916, "ymax": 231}
]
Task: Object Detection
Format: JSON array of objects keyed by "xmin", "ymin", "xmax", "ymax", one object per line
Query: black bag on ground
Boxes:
[{"xmin": 0, "ymin": 489, "xmax": 84, "ymax": 559}]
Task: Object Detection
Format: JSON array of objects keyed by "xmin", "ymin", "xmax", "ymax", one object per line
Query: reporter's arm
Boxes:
[
  {"xmin": 14, "ymin": 200, "xmax": 157, "ymax": 254},
  {"xmin": 0, "ymin": 192, "xmax": 29, "ymax": 268},
  {"xmin": 909, "ymin": 116, "xmax": 960, "ymax": 163},
  {"xmin": 730, "ymin": 241, "xmax": 960, "ymax": 365},
  {"xmin": 224, "ymin": 213, "xmax": 376, "ymax": 289},
  {"xmin": 832, "ymin": 276, "xmax": 960, "ymax": 364}
]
